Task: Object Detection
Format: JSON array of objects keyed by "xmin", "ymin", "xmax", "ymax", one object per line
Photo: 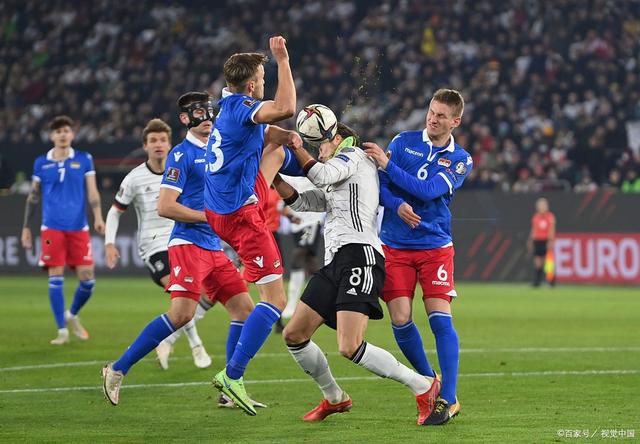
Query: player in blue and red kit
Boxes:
[
  {"xmin": 102, "ymin": 92, "xmax": 259, "ymax": 407},
  {"xmin": 364, "ymin": 89, "xmax": 472, "ymax": 425},
  {"xmin": 204, "ymin": 36, "xmax": 303, "ymax": 416},
  {"xmin": 21, "ymin": 115, "xmax": 105, "ymax": 345}
]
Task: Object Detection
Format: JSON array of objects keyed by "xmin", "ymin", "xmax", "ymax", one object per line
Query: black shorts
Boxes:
[
  {"xmin": 144, "ymin": 250, "xmax": 170, "ymax": 288},
  {"xmin": 533, "ymin": 240, "xmax": 548, "ymax": 257},
  {"xmin": 301, "ymin": 243, "xmax": 385, "ymax": 330}
]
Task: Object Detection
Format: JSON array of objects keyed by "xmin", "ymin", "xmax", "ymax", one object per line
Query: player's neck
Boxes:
[
  {"xmin": 147, "ymin": 158, "xmax": 165, "ymax": 173},
  {"xmin": 188, "ymin": 129, "xmax": 208, "ymax": 145},
  {"xmin": 51, "ymin": 146, "xmax": 72, "ymax": 160},
  {"xmin": 429, "ymin": 134, "xmax": 451, "ymax": 148}
]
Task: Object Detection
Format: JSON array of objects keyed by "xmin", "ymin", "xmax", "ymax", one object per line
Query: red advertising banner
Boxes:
[{"xmin": 554, "ymin": 233, "xmax": 640, "ymax": 284}]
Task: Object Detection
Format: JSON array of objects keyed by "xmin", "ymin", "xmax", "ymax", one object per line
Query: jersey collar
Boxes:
[
  {"xmin": 186, "ymin": 131, "xmax": 206, "ymax": 149},
  {"xmin": 46, "ymin": 147, "xmax": 75, "ymax": 161},
  {"xmin": 221, "ymin": 87, "xmax": 232, "ymax": 98},
  {"xmin": 422, "ymin": 129, "xmax": 455, "ymax": 153}
]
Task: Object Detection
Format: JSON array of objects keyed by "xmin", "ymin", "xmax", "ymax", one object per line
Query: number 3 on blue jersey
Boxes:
[{"xmin": 207, "ymin": 127, "xmax": 224, "ymax": 173}]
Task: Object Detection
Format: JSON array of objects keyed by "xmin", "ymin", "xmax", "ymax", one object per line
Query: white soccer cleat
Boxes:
[
  {"xmin": 191, "ymin": 344, "xmax": 212, "ymax": 369},
  {"xmin": 155, "ymin": 340, "xmax": 172, "ymax": 370},
  {"xmin": 65, "ymin": 310, "xmax": 89, "ymax": 340},
  {"xmin": 50, "ymin": 328, "xmax": 69, "ymax": 345},
  {"xmin": 102, "ymin": 363, "xmax": 124, "ymax": 406}
]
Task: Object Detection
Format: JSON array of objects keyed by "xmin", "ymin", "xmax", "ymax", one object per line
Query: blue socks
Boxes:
[
  {"xmin": 392, "ymin": 320, "xmax": 435, "ymax": 377},
  {"xmin": 429, "ymin": 311, "xmax": 459, "ymax": 404},
  {"xmin": 70, "ymin": 279, "xmax": 95, "ymax": 315},
  {"xmin": 48, "ymin": 275, "xmax": 65, "ymax": 329},
  {"xmin": 113, "ymin": 314, "xmax": 176, "ymax": 375},
  {"xmin": 226, "ymin": 321, "xmax": 244, "ymax": 364},
  {"xmin": 226, "ymin": 302, "xmax": 281, "ymax": 380}
]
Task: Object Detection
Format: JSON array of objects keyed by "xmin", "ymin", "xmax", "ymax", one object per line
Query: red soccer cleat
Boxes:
[
  {"xmin": 302, "ymin": 397, "xmax": 353, "ymax": 422},
  {"xmin": 416, "ymin": 377, "xmax": 441, "ymax": 425}
]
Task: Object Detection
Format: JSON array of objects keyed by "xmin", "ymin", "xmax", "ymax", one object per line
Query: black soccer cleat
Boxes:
[{"xmin": 422, "ymin": 397, "xmax": 460, "ymax": 426}]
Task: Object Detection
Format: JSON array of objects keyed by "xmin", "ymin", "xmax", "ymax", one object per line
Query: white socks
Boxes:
[
  {"xmin": 352, "ymin": 341, "xmax": 431, "ymax": 395},
  {"xmin": 288, "ymin": 340, "xmax": 344, "ymax": 403},
  {"xmin": 284, "ymin": 270, "xmax": 305, "ymax": 318}
]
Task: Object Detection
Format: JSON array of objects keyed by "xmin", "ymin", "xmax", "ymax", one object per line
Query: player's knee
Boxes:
[
  {"xmin": 283, "ymin": 326, "xmax": 308, "ymax": 346},
  {"xmin": 338, "ymin": 340, "xmax": 360, "ymax": 360},
  {"xmin": 167, "ymin": 306, "xmax": 196, "ymax": 329},
  {"xmin": 78, "ymin": 268, "xmax": 95, "ymax": 281},
  {"xmin": 390, "ymin": 310, "xmax": 412, "ymax": 326}
]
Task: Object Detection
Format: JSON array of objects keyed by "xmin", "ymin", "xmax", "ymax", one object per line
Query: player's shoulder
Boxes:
[
  {"xmin": 169, "ymin": 140, "xmax": 193, "ymax": 161},
  {"xmin": 74, "ymin": 149, "xmax": 93, "ymax": 161},
  {"xmin": 448, "ymin": 144, "xmax": 473, "ymax": 167},
  {"xmin": 391, "ymin": 130, "xmax": 423, "ymax": 144},
  {"xmin": 222, "ymin": 93, "xmax": 259, "ymax": 110},
  {"xmin": 125, "ymin": 162, "xmax": 150, "ymax": 179}
]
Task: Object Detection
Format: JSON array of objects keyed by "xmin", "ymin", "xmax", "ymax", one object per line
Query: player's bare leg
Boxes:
[
  {"xmin": 47, "ymin": 265, "xmax": 69, "ymax": 345},
  {"xmin": 259, "ymin": 143, "xmax": 286, "ymax": 187},
  {"xmin": 337, "ymin": 310, "xmax": 440, "ymax": 425},
  {"xmin": 422, "ymin": 297, "xmax": 460, "ymax": 425},
  {"xmin": 283, "ymin": 302, "xmax": 349, "ymax": 422}
]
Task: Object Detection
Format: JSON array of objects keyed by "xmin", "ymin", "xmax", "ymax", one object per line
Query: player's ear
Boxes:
[
  {"xmin": 178, "ymin": 113, "xmax": 189, "ymax": 126},
  {"xmin": 451, "ymin": 116, "xmax": 461, "ymax": 128}
]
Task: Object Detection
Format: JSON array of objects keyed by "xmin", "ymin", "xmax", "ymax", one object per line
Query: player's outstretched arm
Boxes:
[
  {"xmin": 104, "ymin": 205, "xmax": 124, "ymax": 268},
  {"xmin": 21, "ymin": 180, "xmax": 40, "ymax": 249},
  {"xmin": 86, "ymin": 174, "xmax": 105, "ymax": 234},
  {"xmin": 157, "ymin": 187, "xmax": 207, "ymax": 223},
  {"xmin": 273, "ymin": 174, "xmax": 326, "ymax": 212},
  {"xmin": 253, "ymin": 36, "xmax": 296, "ymax": 124}
]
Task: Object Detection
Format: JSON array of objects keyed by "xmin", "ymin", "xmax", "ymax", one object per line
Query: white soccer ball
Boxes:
[{"xmin": 296, "ymin": 104, "xmax": 338, "ymax": 145}]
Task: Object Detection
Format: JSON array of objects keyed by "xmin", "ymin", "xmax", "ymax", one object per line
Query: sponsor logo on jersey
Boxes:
[
  {"xmin": 42, "ymin": 163, "xmax": 55, "ymax": 169},
  {"xmin": 346, "ymin": 287, "xmax": 358, "ymax": 295},
  {"xmin": 404, "ymin": 148, "xmax": 424, "ymax": 157},
  {"xmin": 335, "ymin": 154, "xmax": 350, "ymax": 162},
  {"xmin": 194, "ymin": 158, "xmax": 205, "ymax": 164},
  {"xmin": 243, "ymin": 99, "xmax": 258, "ymax": 108},
  {"xmin": 173, "ymin": 266, "xmax": 181, "ymax": 276},
  {"xmin": 454, "ymin": 161, "xmax": 467, "ymax": 175},
  {"xmin": 431, "ymin": 280, "xmax": 451, "ymax": 286},
  {"xmin": 253, "ymin": 256, "xmax": 264, "ymax": 268},
  {"xmin": 145, "ymin": 186, "xmax": 152, "ymax": 192},
  {"xmin": 70, "ymin": 161, "xmax": 81, "ymax": 169},
  {"xmin": 173, "ymin": 151, "xmax": 184, "ymax": 162},
  {"xmin": 438, "ymin": 158, "xmax": 452, "ymax": 167},
  {"xmin": 166, "ymin": 167, "xmax": 180, "ymax": 182}
]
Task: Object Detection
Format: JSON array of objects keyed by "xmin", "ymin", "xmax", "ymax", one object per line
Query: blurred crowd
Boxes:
[{"xmin": 1, "ymin": 0, "xmax": 640, "ymax": 192}]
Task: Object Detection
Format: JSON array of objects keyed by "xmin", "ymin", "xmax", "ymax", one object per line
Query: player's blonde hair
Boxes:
[
  {"xmin": 142, "ymin": 118, "xmax": 172, "ymax": 144},
  {"xmin": 224, "ymin": 52, "xmax": 268, "ymax": 90},
  {"xmin": 432, "ymin": 89, "xmax": 465, "ymax": 118}
]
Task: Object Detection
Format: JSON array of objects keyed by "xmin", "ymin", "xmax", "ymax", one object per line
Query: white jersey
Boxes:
[
  {"xmin": 288, "ymin": 147, "xmax": 383, "ymax": 265},
  {"xmin": 115, "ymin": 162, "xmax": 174, "ymax": 260},
  {"xmin": 280, "ymin": 175, "xmax": 324, "ymax": 232}
]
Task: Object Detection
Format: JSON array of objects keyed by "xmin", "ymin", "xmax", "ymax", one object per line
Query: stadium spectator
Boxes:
[{"xmin": 2, "ymin": 0, "xmax": 639, "ymax": 190}]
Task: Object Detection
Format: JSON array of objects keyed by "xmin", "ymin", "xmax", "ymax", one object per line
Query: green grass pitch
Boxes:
[{"xmin": 0, "ymin": 277, "xmax": 638, "ymax": 443}]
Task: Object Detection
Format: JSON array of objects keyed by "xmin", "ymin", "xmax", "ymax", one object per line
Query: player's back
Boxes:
[
  {"xmin": 380, "ymin": 130, "xmax": 472, "ymax": 250},
  {"xmin": 33, "ymin": 148, "xmax": 94, "ymax": 231},
  {"xmin": 162, "ymin": 135, "xmax": 221, "ymax": 251},
  {"xmin": 204, "ymin": 91, "xmax": 267, "ymax": 215},
  {"xmin": 118, "ymin": 162, "xmax": 174, "ymax": 259}
]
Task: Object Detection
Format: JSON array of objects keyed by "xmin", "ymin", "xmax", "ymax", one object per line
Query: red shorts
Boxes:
[
  {"xmin": 205, "ymin": 204, "xmax": 283, "ymax": 284},
  {"xmin": 381, "ymin": 245, "xmax": 456, "ymax": 303},
  {"xmin": 39, "ymin": 228, "xmax": 93, "ymax": 268},
  {"xmin": 254, "ymin": 171, "xmax": 270, "ymax": 215},
  {"xmin": 167, "ymin": 244, "xmax": 248, "ymax": 303}
]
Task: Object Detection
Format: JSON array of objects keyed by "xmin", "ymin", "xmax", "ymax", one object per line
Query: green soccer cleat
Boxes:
[{"xmin": 212, "ymin": 370, "xmax": 257, "ymax": 416}]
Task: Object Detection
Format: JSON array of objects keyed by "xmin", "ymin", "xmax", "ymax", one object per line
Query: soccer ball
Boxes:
[{"xmin": 296, "ymin": 104, "xmax": 338, "ymax": 145}]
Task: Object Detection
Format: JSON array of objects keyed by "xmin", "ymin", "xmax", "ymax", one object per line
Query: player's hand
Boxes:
[
  {"xmin": 105, "ymin": 243, "xmax": 120, "ymax": 269},
  {"xmin": 398, "ymin": 203, "xmax": 421, "ymax": 229},
  {"xmin": 21, "ymin": 228, "xmax": 32, "ymax": 249},
  {"xmin": 288, "ymin": 131, "xmax": 303, "ymax": 150},
  {"xmin": 270, "ymin": 36, "xmax": 289, "ymax": 62},
  {"xmin": 363, "ymin": 142, "xmax": 390, "ymax": 169},
  {"xmin": 94, "ymin": 218, "xmax": 106, "ymax": 235}
]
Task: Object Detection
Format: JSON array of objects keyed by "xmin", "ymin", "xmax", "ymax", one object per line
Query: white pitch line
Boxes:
[
  {"xmin": 1, "ymin": 346, "xmax": 639, "ymax": 373},
  {"xmin": 0, "ymin": 369, "xmax": 638, "ymax": 395}
]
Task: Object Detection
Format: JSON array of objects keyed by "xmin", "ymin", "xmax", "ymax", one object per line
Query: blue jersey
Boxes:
[
  {"xmin": 32, "ymin": 148, "xmax": 94, "ymax": 231},
  {"xmin": 204, "ymin": 91, "xmax": 267, "ymax": 214},
  {"xmin": 161, "ymin": 133, "xmax": 222, "ymax": 251},
  {"xmin": 379, "ymin": 130, "xmax": 473, "ymax": 250}
]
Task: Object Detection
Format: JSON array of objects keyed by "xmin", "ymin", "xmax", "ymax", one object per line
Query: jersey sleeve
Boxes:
[
  {"xmin": 279, "ymin": 145, "xmax": 305, "ymax": 176},
  {"xmin": 32, "ymin": 158, "xmax": 42, "ymax": 182},
  {"xmin": 161, "ymin": 149, "xmax": 189, "ymax": 193},
  {"xmin": 305, "ymin": 148, "xmax": 359, "ymax": 187},
  {"xmin": 232, "ymin": 96, "xmax": 265, "ymax": 125},
  {"xmin": 378, "ymin": 170, "xmax": 404, "ymax": 213},
  {"xmin": 114, "ymin": 173, "xmax": 135, "ymax": 209},
  {"xmin": 84, "ymin": 153, "xmax": 96, "ymax": 176},
  {"xmin": 441, "ymin": 154, "xmax": 473, "ymax": 194},
  {"xmin": 289, "ymin": 188, "xmax": 327, "ymax": 212}
]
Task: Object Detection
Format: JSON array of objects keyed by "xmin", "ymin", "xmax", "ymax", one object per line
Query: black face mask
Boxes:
[{"xmin": 181, "ymin": 100, "xmax": 217, "ymax": 128}]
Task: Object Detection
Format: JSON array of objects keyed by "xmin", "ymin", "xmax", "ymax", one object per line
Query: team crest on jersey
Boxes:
[
  {"xmin": 166, "ymin": 167, "xmax": 180, "ymax": 182},
  {"xmin": 70, "ymin": 161, "xmax": 81, "ymax": 169},
  {"xmin": 454, "ymin": 161, "xmax": 467, "ymax": 175},
  {"xmin": 438, "ymin": 158, "xmax": 452, "ymax": 167},
  {"xmin": 243, "ymin": 99, "xmax": 258, "ymax": 108}
]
